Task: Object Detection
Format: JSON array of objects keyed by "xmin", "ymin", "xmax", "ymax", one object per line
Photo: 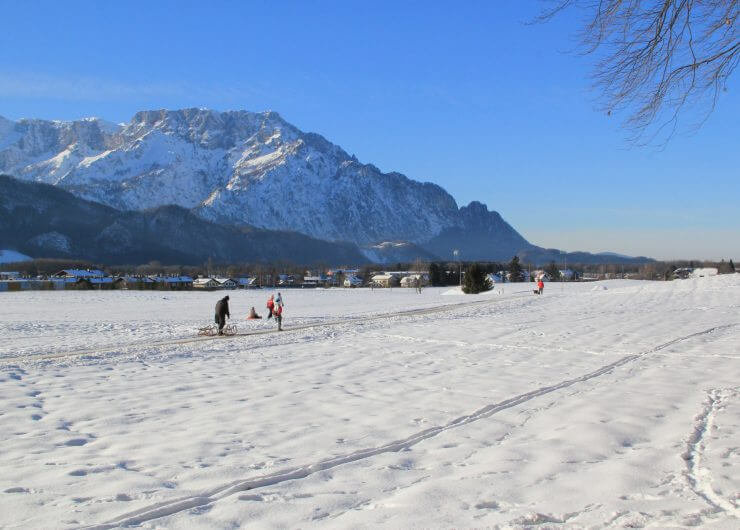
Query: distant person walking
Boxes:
[
  {"xmin": 214, "ymin": 295, "xmax": 230, "ymax": 335},
  {"xmin": 537, "ymin": 278, "xmax": 544, "ymax": 295},
  {"xmin": 274, "ymin": 303, "xmax": 283, "ymax": 331},
  {"xmin": 266, "ymin": 295, "xmax": 275, "ymax": 319}
]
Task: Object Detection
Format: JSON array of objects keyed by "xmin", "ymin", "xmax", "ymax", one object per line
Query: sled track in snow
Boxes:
[
  {"xmin": 82, "ymin": 322, "xmax": 739, "ymax": 529},
  {"xmin": 683, "ymin": 387, "xmax": 740, "ymax": 517},
  {"xmin": 1, "ymin": 294, "xmax": 531, "ymax": 365}
]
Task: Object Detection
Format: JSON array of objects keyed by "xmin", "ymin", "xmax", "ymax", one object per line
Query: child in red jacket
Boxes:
[{"xmin": 266, "ymin": 295, "xmax": 275, "ymax": 319}]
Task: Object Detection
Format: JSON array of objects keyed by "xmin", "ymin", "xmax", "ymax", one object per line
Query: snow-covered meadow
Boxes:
[{"xmin": 1, "ymin": 277, "xmax": 738, "ymax": 528}]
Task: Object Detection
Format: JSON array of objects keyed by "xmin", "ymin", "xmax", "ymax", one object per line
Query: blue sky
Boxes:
[{"xmin": 1, "ymin": 0, "xmax": 738, "ymax": 260}]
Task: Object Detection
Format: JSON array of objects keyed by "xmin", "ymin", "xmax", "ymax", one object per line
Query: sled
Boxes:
[{"xmin": 197, "ymin": 323, "xmax": 238, "ymax": 336}]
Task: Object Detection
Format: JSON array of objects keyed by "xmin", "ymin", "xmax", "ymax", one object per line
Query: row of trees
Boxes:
[{"xmin": 2, "ymin": 256, "xmax": 736, "ymax": 285}]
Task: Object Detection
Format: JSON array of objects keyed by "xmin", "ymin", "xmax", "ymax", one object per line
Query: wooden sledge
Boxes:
[{"xmin": 197, "ymin": 323, "xmax": 238, "ymax": 336}]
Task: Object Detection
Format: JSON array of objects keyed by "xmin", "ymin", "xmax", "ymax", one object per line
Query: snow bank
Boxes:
[{"xmin": 691, "ymin": 267, "xmax": 719, "ymax": 278}]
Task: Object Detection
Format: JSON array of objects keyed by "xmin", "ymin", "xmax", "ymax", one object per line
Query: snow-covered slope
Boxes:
[
  {"xmin": 1, "ymin": 276, "xmax": 738, "ymax": 527},
  {"xmin": 0, "ymin": 249, "xmax": 32, "ymax": 263},
  {"xmin": 0, "ymin": 109, "xmax": 528, "ymax": 252}
]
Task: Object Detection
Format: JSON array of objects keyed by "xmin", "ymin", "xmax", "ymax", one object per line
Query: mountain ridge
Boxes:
[{"xmin": 0, "ymin": 109, "xmax": 652, "ymax": 265}]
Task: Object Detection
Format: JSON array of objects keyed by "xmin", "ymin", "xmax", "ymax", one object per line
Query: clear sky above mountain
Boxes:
[{"xmin": 1, "ymin": 0, "xmax": 737, "ymax": 260}]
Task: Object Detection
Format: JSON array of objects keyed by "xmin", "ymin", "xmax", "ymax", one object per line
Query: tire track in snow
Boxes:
[
  {"xmin": 82, "ymin": 322, "xmax": 738, "ymax": 529},
  {"xmin": 2, "ymin": 294, "xmax": 532, "ymax": 365},
  {"xmin": 683, "ymin": 387, "xmax": 740, "ymax": 517}
]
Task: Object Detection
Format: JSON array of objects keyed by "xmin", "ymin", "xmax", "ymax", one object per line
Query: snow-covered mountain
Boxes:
[{"xmin": 0, "ymin": 109, "xmax": 531, "ymax": 258}]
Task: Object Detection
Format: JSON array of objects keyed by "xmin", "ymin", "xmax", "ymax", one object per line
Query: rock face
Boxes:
[{"xmin": 0, "ymin": 109, "xmax": 530, "ymax": 256}]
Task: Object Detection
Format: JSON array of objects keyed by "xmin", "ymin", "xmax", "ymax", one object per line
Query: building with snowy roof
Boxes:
[
  {"xmin": 371, "ymin": 274, "xmax": 399, "ymax": 288},
  {"xmin": 400, "ymin": 274, "xmax": 428, "ymax": 287},
  {"xmin": 194, "ymin": 278, "xmax": 219, "ymax": 289},
  {"xmin": 119, "ymin": 276, "xmax": 156, "ymax": 289},
  {"xmin": 214, "ymin": 278, "xmax": 238, "ymax": 289},
  {"xmin": 238, "ymin": 277, "xmax": 258, "ymax": 289},
  {"xmin": 343, "ymin": 275, "xmax": 364, "ymax": 287},
  {"xmin": 54, "ymin": 269, "xmax": 106, "ymax": 279},
  {"xmin": 148, "ymin": 276, "xmax": 194, "ymax": 289}
]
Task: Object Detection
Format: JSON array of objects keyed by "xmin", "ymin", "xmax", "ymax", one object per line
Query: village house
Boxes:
[
  {"xmin": 237, "ymin": 277, "xmax": 258, "ymax": 289},
  {"xmin": 559, "ymin": 269, "xmax": 576, "ymax": 280},
  {"xmin": 86, "ymin": 276, "xmax": 117, "ymax": 290},
  {"xmin": 54, "ymin": 269, "xmax": 106, "ymax": 283},
  {"xmin": 327, "ymin": 269, "xmax": 359, "ymax": 286},
  {"xmin": 371, "ymin": 273, "xmax": 399, "ymax": 288},
  {"xmin": 119, "ymin": 276, "xmax": 156, "ymax": 289},
  {"xmin": 147, "ymin": 276, "xmax": 193, "ymax": 290},
  {"xmin": 531, "ymin": 270, "xmax": 552, "ymax": 281},
  {"xmin": 343, "ymin": 275, "xmax": 364, "ymax": 287},
  {"xmin": 302, "ymin": 275, "xmax": 321, "ymax": 287},
  {"xmin": 193, "ymin": 277, "xmax": 219, "ymax": 289},
  {"xmin": 214, "ymin": 277, "xmax": 238, "ymax": 289},
  {"xmin": 400, "ymin": 273, "xmax": 428, "ymax": 288}
]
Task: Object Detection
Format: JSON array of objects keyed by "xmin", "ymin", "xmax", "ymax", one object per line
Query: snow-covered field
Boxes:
[{"xmin": 1, "ymin": 277, "xmax": 738, "ymax": 529}]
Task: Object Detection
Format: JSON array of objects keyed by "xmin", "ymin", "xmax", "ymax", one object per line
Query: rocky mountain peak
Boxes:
[{"xmin": 0, "ymin": 108, "xmax": 533, "ymax": 259}]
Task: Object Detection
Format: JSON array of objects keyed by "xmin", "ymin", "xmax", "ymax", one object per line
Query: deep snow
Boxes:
[{"xmin": 1, "ymin": 277, "xmax": 738, "ymax": 528}]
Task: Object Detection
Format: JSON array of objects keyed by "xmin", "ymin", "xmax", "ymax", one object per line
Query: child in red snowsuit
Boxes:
[{"xmin": 266, "ymin": 295, "xmax": 275, "ymax": 319}]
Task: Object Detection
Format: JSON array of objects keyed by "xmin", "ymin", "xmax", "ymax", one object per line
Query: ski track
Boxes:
[
  {"xmin": 81, "ymin": 323, "xmax": 738, "ymax": 529},
  {"xmin": 683, "ymin": 387, "xmax": 740, "ymax": 517},
  {"xmin": 1, "ymin": 294, "xmax": 530, "ymax": 365}
]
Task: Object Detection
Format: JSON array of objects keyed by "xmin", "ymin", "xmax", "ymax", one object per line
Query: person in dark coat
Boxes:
[{"xmin": 214, "ymin": 295, "xmax": 230, "ymax": 335}]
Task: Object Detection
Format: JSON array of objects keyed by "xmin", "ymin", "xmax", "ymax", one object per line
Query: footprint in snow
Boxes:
[{"xmin": 4, "ymin": 487, "xmax": 30, "ymax": 494}]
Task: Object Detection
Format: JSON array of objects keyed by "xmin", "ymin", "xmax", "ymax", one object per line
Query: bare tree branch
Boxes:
[{"xmin": 537, "ymin": 0, "xmax": 739, "ymax": 145}]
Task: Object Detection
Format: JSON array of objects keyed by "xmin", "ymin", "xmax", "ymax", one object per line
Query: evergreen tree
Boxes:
[
  {"xmin": 730, "ymin": 259, "xmax": 736, "ymax": 273},
  {"xmin": 462, "ymin": 263, "xmax": 492, "ymax": 294},
  {"xmin": 544, "ymin": 261, "xmax": 561, "ymax": 281},
  {"xmin": 508, "ymin": 256, "xmax": 524, "ymax": 283},
  {"xmin": 428, "ymin": 262, "xmax": 445, "ymax": 286}
]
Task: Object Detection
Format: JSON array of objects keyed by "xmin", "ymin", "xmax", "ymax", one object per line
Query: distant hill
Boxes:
[
  {"xmin": 0, "ymin": 175, "xmax": 367, "ymax": 265},
  {"xmin": 517, "ymin": 248, "xmax": 653, "ymax": 266}
]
